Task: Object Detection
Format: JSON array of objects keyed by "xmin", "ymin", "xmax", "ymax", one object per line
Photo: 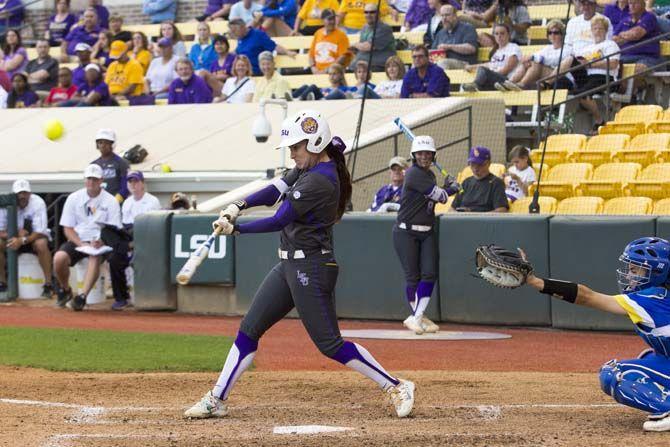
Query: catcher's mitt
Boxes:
[{"xmin": 475, "ymin": 245, "xmax": 534, "ymax": 289}]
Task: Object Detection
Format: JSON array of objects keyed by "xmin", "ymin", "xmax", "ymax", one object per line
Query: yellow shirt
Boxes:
[
  {"xmin": 298, "ymin": 0, "xmax": 341, "ymax": 27},
  {"xmin": 131, "ymin": 49, "xmax": 152, "ymax": 74},
  {"xmin": 252, "ymin": 71, "xmax": 291, "ymax": 102},
  {"xmin": 105, "ymin": 58, "xmax": 145, "ymax": 96},
  {"xmin": 309, "ymin": 28, "xmax": 350, "ymax": 72},
  {"xmin": 338, "ymin": 0, "xmax": 389, "ymax": 30}
]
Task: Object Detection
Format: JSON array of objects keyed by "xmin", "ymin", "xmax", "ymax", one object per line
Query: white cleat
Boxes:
[
  {"xmin": 421, "ymin": 316, "xmax": 440, "ymax": 333},
  {"xmin": 386, "ymin": 379, "xmax": 415, "ymax": 418},
  {"xmin": 184, "ymin": 391, "xmax": 229, "ymax": 419},
  {"xmin": 403, "ymin": 315, "xmax": 424, "ymax": 335},
  {"xmin": 643, "ymin": 411, "xmax": 670, "ymax": 431}
]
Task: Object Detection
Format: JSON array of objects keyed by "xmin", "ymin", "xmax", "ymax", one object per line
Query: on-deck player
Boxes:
[
  {"xmin": 184, "ymin": 109, "xmax": 416, "ymax": 419},
  {"xmin": 393, "ymin": 136, "xmax": 459, "ymax": 335}
]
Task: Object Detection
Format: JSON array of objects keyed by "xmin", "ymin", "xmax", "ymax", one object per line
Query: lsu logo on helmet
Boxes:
[{"xmin": 301, "ymin": 117, "xmax": 319, "ymax": 134}]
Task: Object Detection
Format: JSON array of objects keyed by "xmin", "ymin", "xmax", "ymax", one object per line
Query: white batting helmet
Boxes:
[
  {"xmin": 410, "ymin": 135, "xmax": 436, "ymax": 155},
  {"xmin": 275, "ymin": 109, "xmax": 332, "ymax": 154}
]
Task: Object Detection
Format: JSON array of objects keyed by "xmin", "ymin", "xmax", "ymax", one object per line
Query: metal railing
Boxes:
[
  {"xmin": 0, "ymin": 194, "xmax": 18, "ymax": 301},
  {"xmin": 46, "ymin": 193, "xmax": 68, "ymax": 250}
]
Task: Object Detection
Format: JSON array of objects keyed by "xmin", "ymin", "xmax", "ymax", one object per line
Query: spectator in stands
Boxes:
[
  {"xmin": 400, "ymin": 44, "xmax": 451, "ymax": 97},
  {"xmin": 294, "ymin": 0, "xmax": 339, "ymax": 35},
  {"xmin": 121, "ymin": 171, "xmax": 161, "ymax": 235},
  {"xmin": 614, "ymin": 0, "xmax": 662, "ymax": 71},
  {"xmin": 252, "ymin": 51, "xmax": 291, "ymax": 101},
  {"xmin": 230, "ymin": 0, "xmax": 263, "ymax": 27},
  {"xmin": 368, "ymin": 156, "xmax": 408, "ymax": 212},
  {"xmin": 423, "ymin": 0, "xmax": 449, "ymax": 48},
  {"xmin": 7, "ymin": 73, "xmax": 38, "ymax": 108},
  {"xmin": 209, "ymin": 34, "xmax": 235, "ymax": 84},
  {"xmin": 91, "ymin": 30, "xmax": 112, "ymax": 69},
  {"xmin": 92, "ymin": 128, "xmax": 130, "ymax": 201},
  {"xmin": 147, "ymin": 38, "xmax": 178, "ymax": 99},
  {"xmin": 189, "ymin": 22, "xmax": 217, "ymax": 71},
  {"xmin": 131, "ymin": 32, "xmax": 152, "ymax": 74},
  {"xmin": 574, "ymin": 16, "xmax": 620, "ymax": 130},
  {"xmin": 228, "ymin": 18, "xmax": 296, "ymax": 75},
  {"xmin": 0, "ymin": 68, "xmax": 10, "ymax": 91},
  {"xmin": 566, "ymin": 0, "xmax": 612, "ymax": 55},
  {"xmin": 85, "ymin": 0, "xmax": 109, "ymax": 30},
  {"xmin": 504, "ymin": 20, "xmax": 574, "ymax": 91},
  {"xmin": 503, "ymin": 145, "xmax": 535, "ymax": 202},
  {"xmin": 142, "ymin": 0, "xmax": 177, "ymax": 24},
  {"xmin": 170, "ymin": 192, "xmax": 191, "ymax": 210},
  {"xmin": 168, "ymin": 58, "xmax": 214, "ymax": 104},
  {"xmin": 0, "ymin": 0, "xmax": 23, "ymax": 35},
  {"xmin": 0, "ymin": 29, "xmax": 27, "ymax": 77},
  {"xmin": 46, "ymin": 0, "xmax": 78, "ymax": 47},
  {"xmin": 72, "ymin": 43, "xmax": 92, "ymax": 89},
  {"xmin": 350, "ymin": 59, "xmax": 379, "ymax": 98},
  {"xmin": 54, "ymin": 163, "xmax": 129, "ymax": 311},
  {"xmin": 259, "ymin": 0, "xmax": 298, "ymax": 37},
  {"xmin": 62, "ymin": 8, "xmax": 101, "ymax": 60},
  {"xmin": 450, "ymin": 146, "xmax": 508, "ymax": 212},
  {"xmin": 26, "ymin": 39, "xmax": 59, "ymax": 95},
  {"xmin": 405, "ymin": 0, "xmax": 435, "ymax": 32},
  {"xmin": 45, "ymin": 67, "xmax": 77, "ymax": 106},
  {"xmin": 647, "ymin": 0, "xmax": 670, "ymax": 33},
  {"xmin": 215, "ymin": 54, "xmax": 255, "ymax": 103},
  {"xmin": 0, "ymin": 179, "xmax": 52, "ymax": 297},
  {"xmin": 390, "ymin": 0, "xmax": 412, "ymax": 17},
  {"xmin": 155, "ymin": 21, "xmax": 186, "ymax": 58},
  {"xmin": 604, "ymin": 0, "xmax": 630, "ymax": 27},
  {"xmin": 480, "ymin": 0, "xmax": 530, "ymax": 47},
  {"xmin": 105, "ymin": 41, "xmax": 146, "ymax": 101},
  {"xmin": 431, "ymin": 4, "xmax": 478, "ymax": 69},
  {"xmin": 292, "ymin": 62, "xmax": 353, "ymax": 100},
  {"xmin": 460, "ymin": 0, "xmax": 496, "ymax": 28},
  {"xmin": 374, "ymin": 55, "xmax": 406, "ymax": 98},
  {"xmin": 108, "ymin": 14, "xmax": 132, "ymax": 46},
  {"xmin": 462, "ymin": 23, "xmax": 521, "ymax": 92},
  {"xmin": 350, "ymin": 3, "xmax": 397, "ymax": 71},
  {"xmin": 308, "ymin": 9, "xmax": 350, "ymax": 74},
  {"xmin": 73, "ymin": 63, "xmax": 111, "ymax": 106},
  {"xmin": 197, "ymin": 0, "xmax": 235, "ymax": 21},
  {"xmin": 338, "ymin": 0, "xmax": 391, "ymax": 34}
]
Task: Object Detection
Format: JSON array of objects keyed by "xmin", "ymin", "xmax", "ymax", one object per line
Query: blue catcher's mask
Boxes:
[{"xmin": 617, "ymin": 237, "xmax": 670, "ymax": 293}]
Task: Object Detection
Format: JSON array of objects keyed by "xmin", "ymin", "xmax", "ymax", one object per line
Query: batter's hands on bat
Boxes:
[
  {"xmin": 219, "ymin": 200, "xmax": 245, "ymax": 224},
  {"xmin": 443, "ymin": 175, "xmax": 461, "ymax": 196},
  {"xmin": 212, "ymin": 215, "xmax": 236, "ymax": 235}
]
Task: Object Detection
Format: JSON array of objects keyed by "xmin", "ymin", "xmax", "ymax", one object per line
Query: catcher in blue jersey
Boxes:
[{"xmin": 476, "ymin": 237, "xmax": 670, "ymax": 432}]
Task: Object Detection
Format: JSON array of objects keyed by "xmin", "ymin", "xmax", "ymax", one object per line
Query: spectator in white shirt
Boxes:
[
  {"xmin": 374, "ymin": 55, "xmax": 406, "ymax": 98},
  {"xmin": 503, "ymin": 146, "xmax": 536, "ymax": 202},
  {"xmin": 0, "ymin": 179, "xmax": 52, "ymax": 297},
  {"xmin": 565, "ymin": 0, "xmax": 612, "ymax": 54},
  {"xmin": 215, "ymin": 55, "xmax": 255, "ymax": 103},
  {"xmin": 146, "ymin": 37, "xmax": 178, "ymax": 99},
  {"xmin": 462, "ymin": 23, "xmax": 521, "ymax": 91},
  {"xmin": 121, "ymin": 171, "xmax": 161, "ymax": 234},
  {"xmin": 229, "ymin": 0, "xmax": 263, "ymax": 26}
]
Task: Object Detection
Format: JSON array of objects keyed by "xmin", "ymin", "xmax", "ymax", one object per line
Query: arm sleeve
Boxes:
[
  {"xmin": 451, "ymin": 190, "xmax": 463, "ymax": 209},
  {"xmin": 236, "ymin": 200, "xmax": 299, "ymax": 233},
  {"xmin": 106, "ymin": 197, "xmax": 123, "ymax": 229},
  {"xmin": 262, "ymin": 31, "xmax": 278, "ymax": 51},
  {"xmin": 464, "ymin": 24, "xmax": 479, "ymax": 48},
  {"xmin": 400, "ymin": 74, "xmax": 410, "ymax": 98},
  {"xmin": 244, "ymin": 183, "xmax": 282, "ymax": 208},
  {"xmin": 59, "ymin": 195, "xmax": 77, "ymax": 228},
  {"xmin": 426, "ymin": 69, "xmax": 449, "ymax": 97},
  {"xmin": 31, "ymin": 201, "xmax": 48, "ymax": 236},
  {"xmin": 491, "ymin": 178, "xmax": 510, "ymax": 209},
  {"xmin": 262, "ymin": 0, "xmax": 296, "ymax": 17}
]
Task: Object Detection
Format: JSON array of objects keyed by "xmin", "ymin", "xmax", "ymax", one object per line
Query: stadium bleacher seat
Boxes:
[
  {"xmin": 599, "ymin": 105, "xmax": 663, "ymax": 138},
  {"xmin": 569, "ymin": 134, "xmax": 630, "ymax": 166},
  {"xmin": 603, "ymin": 197, "xmax": 653, "ymax": 215},
  {"xmin": 653, "ymin": 198, "xmax": 670, "ymax": 215},
  {"xmin": 578, "ymin": 162, "xmax": 641, "ymax": 199},
  {"xmin": 457, "ymin": 163, "xmax": 506, "ymax": 183},
  {"xmin": 614, "ymin": 133, "xmax": 670, "ymax": 166},
  {"xmin": 528, "ymin": 162, "xmax": 593, "ymax": 200},
  {"xmin": 434, "ymin": 196, "xmax": 455, "ymax": 214},
  {"xmin": 624, "ymin": 163, "xmax": 670, "ymax": 199},
  {"xmin": 534, "ymin": 163, "xmax": 550, "ymax": 181},
  {"xmin": 556, "ymin": 196, "xmax": 604, "ymax": 215},
  {"xmin": 530, "ymin": 134, "xmax": 587, "ymax": 167},
  {"xmin": 509, "ymin": 196, "xmax": 557, "ymax": 214}
]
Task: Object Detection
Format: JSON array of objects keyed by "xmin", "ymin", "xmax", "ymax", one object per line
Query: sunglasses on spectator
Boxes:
[
  {"xmin": 547, "ymin": 30, "xmax": 561, "ymax": 35},
  {"xmin": 412, "ymin": 54, "xmax": 427, "ymax": 58},
  {"xmin": 364, "ymin": 10, "xmax": 377, "ymax": 14}
]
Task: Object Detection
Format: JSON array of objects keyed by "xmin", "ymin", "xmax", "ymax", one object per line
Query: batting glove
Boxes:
[
  {"xmin": 219, "ymin": 200, "xmax": 246, "ymax": 224},
  {"xmin": 212, "ymin": 216, "xmax": 237, "ymax": 235}
]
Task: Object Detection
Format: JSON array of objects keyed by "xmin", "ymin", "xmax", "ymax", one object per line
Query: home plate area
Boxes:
[{"xmin": 340, "ymin": 329, "xmax": 511, "ymax": 340}]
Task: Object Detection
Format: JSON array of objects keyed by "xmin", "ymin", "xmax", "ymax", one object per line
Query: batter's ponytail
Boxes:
[{"xmin": 326, "ymin": 137, "xmax": 352, "ymax": 220}]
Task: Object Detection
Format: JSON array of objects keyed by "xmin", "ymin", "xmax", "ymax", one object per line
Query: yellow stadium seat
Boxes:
[
  {"xmin": 647, "ymin": 121, "xmax": 670, "ymax": 134},
  {"xmin": 598, "ymin": 122, "xmax": 647, "ymax": 138},
  {"xmin": 457, "ymin": 166, "xmax": 472, "ymax": 184},
  {"xmin": 456, "ymin": 163, "xmax": 505, "ymax": 183},
  {"xmin": 570, "ymin": 134, "xmax": 630, "ymax": 166},
  {"xmin": 556, "ymin": 197, "xmax": 604, "ymax": 215},
  {"xmin": 435, "ymin": 196, "xmax": 455, "ymax": 214},
  {"xmin": 625, "ymin": 163, "xmax": 670, "ymax": 199},
  {"xmin": 533, "ymin": 163, "xmax": 550, "ymax": 182},
  {"xmin": 614, "ymin": 105, "xmax": 663, "ymax": 123},
  {"xmin": 528, "ymin": 163, "xmax": 593, "ymax": 200},
  {"xmin": 578, "ymin": 162, "xmax": 641, "ymax": 199},
  {"xmin": 615, "ymin": 133, "xmax": 670, "ymax": 166},
  {"xmin": 653, "ymin": 199, "xmax": 670, "ymax": 215},
  {"xmin": 530, "ymin": 134, "xmax": 587, "ymax": 167},
  {"xmin": 509, "ymin": 196, "xmax": 557, "ymax": 214},
  {"xmin": 603, "ymin": 197, "xmax": 653, "ymax": 215}
]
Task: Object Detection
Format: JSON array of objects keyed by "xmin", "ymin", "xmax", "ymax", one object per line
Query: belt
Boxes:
[
  {"xmin": 398, "ymin": 222, "xmax": 432, "ymax": 232},
  {"xmin": 278, "ymin": 248, "xmax": 332, "ymax": 260}
]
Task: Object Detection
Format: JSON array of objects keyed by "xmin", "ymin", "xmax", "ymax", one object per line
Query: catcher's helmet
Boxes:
[
  {"xmin": 617, "ymin": 237, "xmax": 670, "ymax": 293},
  {"xmin": 275, "ymin": 109, "xmax": 332, "ymax": 154}
]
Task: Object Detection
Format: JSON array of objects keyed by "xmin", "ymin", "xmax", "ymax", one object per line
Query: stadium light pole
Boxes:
[{"xmin": 252, "ymin": 98, "xmax": 288, "ymax": 170}]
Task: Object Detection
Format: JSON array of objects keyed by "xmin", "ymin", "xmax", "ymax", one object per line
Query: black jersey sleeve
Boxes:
[{"xmin": 286, "ymin": 172, "xmax": 335, "ymax": 217}]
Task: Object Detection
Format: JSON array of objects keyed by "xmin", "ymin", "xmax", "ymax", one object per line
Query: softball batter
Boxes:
[
  {"xmin": 393, "ymin": 136, "xmax": 459, "ymax": 335},
  {"xmin": 184, "ymin": 110, "xmax": 415, "ymax": 419}
]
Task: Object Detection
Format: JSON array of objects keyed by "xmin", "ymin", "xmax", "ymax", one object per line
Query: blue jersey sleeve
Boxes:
[{"xmin": 614, "ymin": 287, "xmax": 670, "ymax": 329}]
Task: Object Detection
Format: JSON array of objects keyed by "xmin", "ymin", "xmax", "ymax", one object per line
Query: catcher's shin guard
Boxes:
[{"xmin": 600, "ymin": 360, "xmax": 670, "ymax": 414}]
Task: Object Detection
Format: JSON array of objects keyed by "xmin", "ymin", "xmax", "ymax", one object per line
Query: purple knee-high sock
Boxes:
[
  {"xmin": 414, "ymin": 280, "xmax": 434, "ymax": 318},
  {"xmin": 212, "ymin": 331, "xmax": 258, "ymax": 400},
  {"xmin": 406, "ymin": 285, "xmax": 417, "ymax": 313},
  {"xmin": 332, "ymin": 341, "xmax": 400, "ymax": 390}
]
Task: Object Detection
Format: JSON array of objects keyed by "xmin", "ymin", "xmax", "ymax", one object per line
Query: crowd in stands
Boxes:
[{"xmin": 0, "ymin": 0, "xmax": 668, "ymax": 112}]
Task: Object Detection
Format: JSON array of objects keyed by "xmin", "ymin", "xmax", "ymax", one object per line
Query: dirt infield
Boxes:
[{"xmin": 0, "ymin": 302, "xmax": 666, "ymax": 446}]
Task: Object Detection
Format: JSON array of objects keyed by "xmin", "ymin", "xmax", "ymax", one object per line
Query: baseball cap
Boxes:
[
  {"xmin": 467, "ymin": 146, "xmax": 491, "ymax": 164},
  {"xmin": 157, "ymin": 37, "xmax": 172, "ymax": 47},
  {"xmin": 109, "ymin": 40, "xmax": 128, "ymax": 59},
  {"xmin": 127, "ymin": 170, "xmax": 144, "ymax": 182},
  {"xmin": 74, "ymin": 42, "xmax": 92, "ymax": 52},
  {"xmin": 84, "ymin": 63, "xmax": 100, "ymax": 72},
  {"xmin": 12, "ymin": 179, "xmax": 30, "ymax": 193},
  {"xmin": 95, "ymin": 128, "xmax": 116, "ymax": 142},
  {"xmin": 321, "ymin": 8, "xmax": 336, "ymax": 19},
  {"xmin": 388, "ymin": 156, "xmax": 409, "ymax": 169},
  {"xmin": 84, "ymin": 164, "xmax": 103, "ymax": 179}
]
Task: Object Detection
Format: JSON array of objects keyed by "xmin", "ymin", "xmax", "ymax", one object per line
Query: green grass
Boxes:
[{"xmin": 0, "ymin": 327, "xmax": 234, "ymax": 373}]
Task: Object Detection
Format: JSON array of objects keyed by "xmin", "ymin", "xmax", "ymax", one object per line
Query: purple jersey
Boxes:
[
  {"xmin": 614, "ymin": 11, "xmax": 660, "ymax": 57},
  {"xmin": 64, "ymin": 25, "xmax": 102, "ymax": 55},
  {"xmin": 72, "ymin": 65, "xmax": 86, "ymax": 89},
  {"xmin": 209, "ymin": 54, "xmax": 235, "ymax": 77},
  {"xmin": 3, "ymin": 47, "xmax": 28, "ymax": 77},
  {"xmin": 168, "ymin": 75, "xmax": 213, "ymax": 104},
  {"xmin": 370, "ymin": 184, "xmax": 402, "ymax": 212},
  {"xmin": 78, "ymin": 80, "xmax": 111, "ymax": 106},
  {"xmin": 8, "ymin": 90, "xmax": 38, "ymax": 108},
  {"xmin": 47, "ymin": 13, "xmax": 78, "ymax": 46}
]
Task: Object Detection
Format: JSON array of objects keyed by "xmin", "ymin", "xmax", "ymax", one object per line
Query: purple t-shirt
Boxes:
[
  {"xmin": 79, "ymin": 80, "xmax": 111, "ymax": 106},
  {"xmin": 603, "ymin": 2, "xmax": 629, "ymax": 28},
  {"xmin": 400, "ymin": 63, "xmax": 451, "ymax": 98},
  {"xmin": 405, "ymin": 0, "xmax": 433, "ymax": 30},
  {"xmin": 168, "ymin": 75, "xmax": 213, "ymax": 104},
  {"xmin": 81, "ymin": 4, "xmax": 109, "ymax": 29},
  {"xmin": 209, "ymin": 53, "xmax": 235, "ymax": 76},
  {"xmin": 64, "ymin": 25, "xmax": 102, "ymax": 55},
  {"xmin": 9, "ymin": 90, "xmax": 38, "ymax": 108},
  {"xmin": 3, "ymin": 47, "xmax": 28, "ymax": 77},
  {"xmin": 204, "ymin": 0, "xmax": 236, "ymax": 16},
  {"xmin": 614, "ymin": 11, "xmax": 660, "ymax": 57},
  {"xmin": 48, "ymin": 13, "xmax": 78, "ymax": 46},
  {"xmin": 72, "ymin": 65, "xmax": 86, "ymax": 89},
  {"xmin": 0, "ymin": 0, "xmax": 24, "ymax": 27}
]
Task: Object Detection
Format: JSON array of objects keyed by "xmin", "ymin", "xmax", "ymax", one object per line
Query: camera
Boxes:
[{"xmin": 252, "ymin": 114, "xmax": 272, "ymax": 143}]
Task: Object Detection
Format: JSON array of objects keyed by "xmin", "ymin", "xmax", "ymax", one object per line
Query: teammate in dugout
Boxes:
[
  {"xmin": 393, "ymin": 135, "xmax": 460, "ymax": 335},
  {"xmin": 367, "ymin": 156, "xmax": 408, "ymax": 213},
  {"xmin": 184, "ymin": 109, "xmax": 416, "ymax": 419}
]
